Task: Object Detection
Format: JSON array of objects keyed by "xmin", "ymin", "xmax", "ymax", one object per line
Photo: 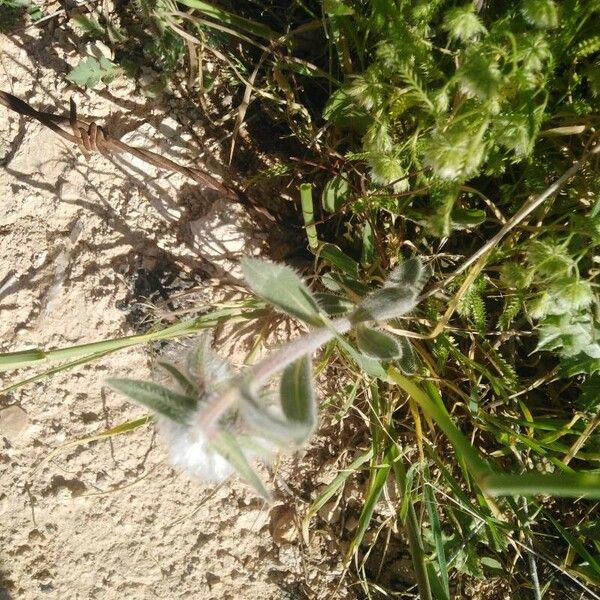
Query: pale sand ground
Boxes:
[{"xmin": 0, "ymin": 27, "xmax": 348, "ymax": 600}]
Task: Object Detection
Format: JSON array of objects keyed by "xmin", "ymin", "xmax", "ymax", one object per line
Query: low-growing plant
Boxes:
[
  {"xmin": 107, "ymin": 256, "xmax": 427, "ymax": 498},
  {"xmin": 2, "ymin": 0, "xmax": 600, "ymax": 596},
  {"xmin": 4, "ymin": 250, "xmax": 599, "ymax": 597}
]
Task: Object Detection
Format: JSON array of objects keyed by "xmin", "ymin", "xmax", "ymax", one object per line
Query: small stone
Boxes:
[
  {"xmin": 269, "ymin": 504, "xmax": 298, "ymax": 544},
  {"xmin": 31, "ymin": 251, "xmax": 48, "ymax": 269},
  {"xmin": 59, "ymin": 182, "xmax": 80, "ymax": 201},
  {"xmin": 0, "ymin": 405, "xmax": 29, "ymax": 440},
  {"xmin": 344, "ymin": 514, "xmax": 359, "ymax": 532},
  {"xmin": 28, "ymin": 529, "xmax": 47, "ymax": 544},
  {"xmin": 317, "ymin": 500, "xmax": 342, "ymax": 525}
]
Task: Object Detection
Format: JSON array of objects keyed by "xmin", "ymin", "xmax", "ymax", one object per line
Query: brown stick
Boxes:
[{"xmin": 0, "ymin": 89, "xmax": 238, "ymax": 199}]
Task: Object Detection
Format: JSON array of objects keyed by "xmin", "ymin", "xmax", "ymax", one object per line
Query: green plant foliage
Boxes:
[
  {"xmin": 320, "ymin": 0, "xmax": 599, "ymax": 233},
  {"xmin": 322, "ymin": 174, "xmax": 350, "ymax": 213},
  {"xmin": 457, "ymin": 276, "xmax": 488, "ymax": 333},
  {"xmin": 241, "ymin": 257, "xmax": 324, "ymax": 326},
  {"xmin": 280, "ymin": 355, "xmax": 317, "ymax": 429},
  {"xmin": 0, "ymin": 0, "xmax": 42, "ymax": 30},
  {"xmin": 355, "ymin": 324, "xmax": 402, "ymax": 359},
  {"xmin": 104, "ymin": 259, "xmax": 427, "ymax": 497},
  {"xmin": 5, "ymin": 0, "xmax": 600, "ymax": 595},
  {"xmin": 577, "ymin": 374, "xmax": 600, "ymax": 413},
  {"xmin": 107, "ymin": 378, "xmax": 197, "ymax": 423},
  {"xmin": 351, "ymin": 285, "xmax": 417, "ymax": 323},
  {"xmin": 67, "ymin": 56, "xmax": 124, "ymax": 88}
]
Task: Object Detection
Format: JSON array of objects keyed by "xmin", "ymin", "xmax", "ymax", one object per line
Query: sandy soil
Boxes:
[{"xmin": 0, "ymin": 25, "xmax": 349, "ymax": 600}]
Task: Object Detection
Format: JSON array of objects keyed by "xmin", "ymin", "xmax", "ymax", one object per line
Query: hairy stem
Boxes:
[{"xmin": 195, "ymin": 316, "xmax": 353, "ymax": 432}]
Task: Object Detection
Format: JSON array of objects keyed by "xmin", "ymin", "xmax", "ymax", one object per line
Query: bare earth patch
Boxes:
[{"xmin": 0, "ymin": 28, "xmax": 350, "ymax": 600}]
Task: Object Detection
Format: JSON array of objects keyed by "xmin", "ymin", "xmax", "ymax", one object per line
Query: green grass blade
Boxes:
[
  {"xmin": 424, "ymin": 467, "xmax": 450, "ymax": 597},
  {"xmin": 96, "ymin": 416, "xmax": 153, "ymax": 437},
  {"xmin": 318, "ymin": 243, "xmax": 360, "ymax": 278},
  {"xmin": 481, "ymin": 472, "xmax": 600, "ymax": 498},
  {"xmin": 425, "ymin": 563, "xmax": 451, "ymax": 600},
  {"xmin": 547, "ymin": 513, "xmax": 600, "ymax": 579},
  {"xmin": 302, "ymin": 447, "xmax": 373, "ymax": 542},
  {"xmin": 300, "ymin": 182, "xmax": 319, "ymax": 250},
  {"xmin": 0, "ymin": 349, "xmax": 113, "ymax": 395},
  {"xmin": 425, "ymin": 445, "xmax": 508, "ymax": 547},
  {"xmin": 389, "ymin": 445, "xmax": 434, "ymax": 600},
  {"xmin": 176, "ymin": 0, "xmax": 278, "ymax": 40},
  {"xmin": 0, "ymin": 348, "xmax": 46, "ymax": 369},
  {"xmin": 0, "ymin": 305, "xmax": 253, "ymax": 373},
  {"xmin": 387, "ymin": 367, "xmax": 490, "ymax": 482},
  {"xmin": 33, "ymin": 415, "xmax": 152, "ymax": 477},
  {"xmin": 345, "ymin": 447, "xmax": 392, "ymax": 561}
]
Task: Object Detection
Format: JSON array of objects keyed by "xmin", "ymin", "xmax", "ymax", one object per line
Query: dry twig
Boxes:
[{"xmin": 0, "ymin": 89, "xmax": 238, "ymax": 200}]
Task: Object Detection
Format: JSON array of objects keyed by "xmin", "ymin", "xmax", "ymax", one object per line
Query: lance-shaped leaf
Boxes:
[
  {"xmin": 351, "ymin": 286, "xmax": 416, "ymax": 323},
  {"xmin": 241, "ymin": 258, "xmax": 323, "ymax": 325},
  {"xmin": 157, "ymin": 361, "xmax": 198, "ymax": 397},
  {"xmin": 385, "ymin": 257, "xmax": 428, "ymax": 295},
  {"xmin": 319, "ymin": 243, "xmax": 359, "ymax": 278},
  {"xmin": 322, "ymin": 174, "xmax": 349, "ymax": 213},
  {"xmin": 356, "ymin": 325, "xmax": 402, "ymax": 359},
  {"xmin": 334, "ymin": 334, "xmax": 388, "ymax": 379},
  {"xmin": 209, "ymin": 429, "xmax": 271, "ymax": 501},
  {"xmin": 396, "ymin": 336, "xmax": 418, "ymax": 375},
  {"xmin": 321, "ymin": 271, "xmax": 370, "ymax": 295},
  {"xmin": 314, "ymin": 292, "xmax": 355, "ymax": 316},
  {"xmin": 280, "ymin": 355, "xmax": 317, "ymax": 433},
  {"xmin": 240, "ymin": 387, "xmax": 314, "ymax": 446},
  {"xmin": 107, "ymin": 378, "xmax": 197, "ymax": 423}
]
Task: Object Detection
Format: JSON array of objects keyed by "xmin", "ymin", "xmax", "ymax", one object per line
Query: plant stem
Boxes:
[
  {"xmin": 195, "ymin": 316, "xmax": 353, "ymax": 431},
  {"xmin": 0, "ymin": 305, "xmax": 257, "ymax": 372},
  {"xmin": 425, "ymin": 143, "xmax": 600, "ymax": 298},
  {"xmin": 300, "ymin": 183, "xmax": 319, "ymax": 250}
]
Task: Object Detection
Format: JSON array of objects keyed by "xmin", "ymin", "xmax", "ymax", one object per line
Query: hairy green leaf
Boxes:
[
  {"xmin": 322, "ymin": 174, "xmax": 349, "ymax": 213},
  {"xmin": 356, "ymin": 325, "xmax": 402, "ymax": 359},
  {"xmin": 385, "ymin": 257, "xmax": 428, "ymax": 294},
  {"xmin": 352, "ymin": 286, "xmax": 416, "ymax": 323},
  {"xmin": 107, "ymin": 378, "xmax": 197, "ymax": 423},
  {"xmin": 280, "ymin": 355, "xmax": 317, "ymax": 432},
  {"xmin": 314, "ymin": 292, "xmax": 355, "ymax": 316},
  {"xmin": 157, "ymin": 361, "xmax": 198, "ymax": 397},
  {"xmin": 396, "ymin": 336, "xmax": 418, "ymax": 375},
  {"xmin": 209, "ymin": 430, "xmax": 271, "ymax": 500},
  {"xmin": 241, "ymin": 258, "xmax": 323, "ymax": 325},
  {"xmin": 240, "ymin": 388, "xmax": 313, "ymax": 446},
  {"xmin": 186, "ymin": 334, "xmax": 232, "ymax": 390}
]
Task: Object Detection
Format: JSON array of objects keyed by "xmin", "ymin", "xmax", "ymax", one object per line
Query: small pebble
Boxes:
[{"xmin": 0, "ymin": 405, "xmax": 29, "ymax": 441}]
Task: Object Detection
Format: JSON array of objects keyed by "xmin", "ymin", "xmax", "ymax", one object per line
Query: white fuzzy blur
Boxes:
[{"xmin": 159, "ymin": 417, "xmax": 234, "ymax": 483}]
